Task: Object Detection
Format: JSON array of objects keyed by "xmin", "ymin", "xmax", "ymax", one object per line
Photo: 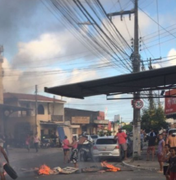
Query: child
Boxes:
[
  {"xmin": 157, "ymin": 134, "xmax": 165, "ymax": 173},
  {"xmin": 167, "ymin": 147, "xmax": 176, "ymax": 180},
  {"xmin": 69, "ymin": 136, "xmax": 78, "ymax": 168}
]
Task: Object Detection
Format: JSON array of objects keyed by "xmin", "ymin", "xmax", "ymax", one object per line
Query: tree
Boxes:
[
  {"xmin": 141, "ymin": 105, "xmax": 168, "ymax": 132},
  {"xmin": 122, "ymin": 124, "xmax": 133, "ymax": 132}
]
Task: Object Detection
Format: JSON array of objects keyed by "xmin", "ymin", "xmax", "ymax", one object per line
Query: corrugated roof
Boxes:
[{"xmin": 4, "ymin": 92, "xmax": 65, "ymax": 103}]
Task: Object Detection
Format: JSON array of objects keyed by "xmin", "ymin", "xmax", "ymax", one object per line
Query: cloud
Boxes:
[{"xmin": 167, "ymin": 48, "xmax": 176, "ymax": 66}]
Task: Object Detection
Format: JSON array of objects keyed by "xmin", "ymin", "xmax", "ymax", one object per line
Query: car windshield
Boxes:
[
  {"xmin": 96, "ymin": 139, "xmax": 117, "ymax": 144},
  {"xmin": 91, "ymin": 135, "xmax": 98, "ymax": 139}
]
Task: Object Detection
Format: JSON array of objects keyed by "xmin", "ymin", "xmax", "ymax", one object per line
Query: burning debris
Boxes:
[{"xmin": 21, "ymin": 162, "xmax": 123, "ymax": 177}]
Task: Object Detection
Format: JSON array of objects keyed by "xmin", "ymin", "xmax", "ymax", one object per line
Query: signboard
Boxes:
[
  {"xmin": 165, "ymin": 89, "xmax": 176, "ymax": 115},
  {"xmin": 71, "ymin": 117, "xmax": 90, "ymax": 124},
  {"xmin": 94, "ymin": 120, "xmax": 109, "ymax": 125},
  {"xmin": 133, "ymin": 99, "xmax": 144, "ymax": 109}
]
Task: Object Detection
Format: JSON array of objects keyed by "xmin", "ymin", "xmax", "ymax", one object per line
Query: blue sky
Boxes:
[{"xmin": 0, "ymin": 0, "xmax": 176, "ymax": 122}]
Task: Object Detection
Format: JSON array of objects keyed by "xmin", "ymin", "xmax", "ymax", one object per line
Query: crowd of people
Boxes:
[{"xmin": 140, "ymin": 129, "xmax": 176, "ymax": 180}]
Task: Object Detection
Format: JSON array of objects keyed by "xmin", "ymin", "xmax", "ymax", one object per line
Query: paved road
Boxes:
[{"xmin": 5, "ymin": 148, "xmax": 165, "ymax": 180}]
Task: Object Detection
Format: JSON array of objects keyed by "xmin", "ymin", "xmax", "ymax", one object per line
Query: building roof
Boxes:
[
  {"xmin": 4, "ymin": 92, "xmax": 65, "ymax": 103},
  {"xmin": 44, "ymin": 65, "xmax": 176, "ymax": 99}
]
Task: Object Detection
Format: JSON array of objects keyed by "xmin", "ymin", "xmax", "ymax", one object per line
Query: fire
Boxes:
[
  {"xmin": 38, "ymin": 164, "xmax": 51, "ymax": 175},
  {"xmin": 101, "ymin": 161, "xmax": 121, "ymax": 172}
]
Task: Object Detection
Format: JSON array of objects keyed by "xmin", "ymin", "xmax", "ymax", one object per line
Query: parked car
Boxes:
[{"xmin": 92, "ymin": 136, "xmax": 121, "ymax": 161}]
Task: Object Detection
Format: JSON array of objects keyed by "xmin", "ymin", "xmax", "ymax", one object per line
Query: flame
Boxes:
[
  {"xmin": 101, "ymin": 161, "xmax": 121, "ymax": 172},
  {"xmin": 38, "ymin": 164, "xmax": 51, "ymax": 175}
]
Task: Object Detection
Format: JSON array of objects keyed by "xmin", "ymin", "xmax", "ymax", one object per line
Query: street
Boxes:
[{"xmin": 5, "ymin": 148, "xmax": 165, "ymax": 180}]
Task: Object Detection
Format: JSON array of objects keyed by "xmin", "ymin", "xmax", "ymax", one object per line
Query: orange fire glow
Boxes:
[
  {"xmin": 101, "ymin": 161, "xmax": 121, "ymax": 172},
  {"xmin": 38, "ymin": 164, "xmax": 51, "ymax": 175}
]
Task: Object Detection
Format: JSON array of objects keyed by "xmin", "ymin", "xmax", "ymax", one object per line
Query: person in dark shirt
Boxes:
[
  {"xmin": 167, "ymin": 147, "xmax": 176, "ymax": 180},
  {"xmin": 146, "ymin": 130, "xmax": 157, "ymax": 161}
]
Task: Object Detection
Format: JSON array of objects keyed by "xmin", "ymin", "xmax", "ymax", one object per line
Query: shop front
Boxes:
[
  {"xmin": 93, "ymin": 120, "xmax": 109, "ymax": 135},
  {"xmin": 71, "ymin": 116, "xmax": 90, "ymax": 134}
]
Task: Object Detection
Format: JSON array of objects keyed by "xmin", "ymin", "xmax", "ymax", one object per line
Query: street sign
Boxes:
[{"xmin": 133, "ymin": 100, "xmax": 144, "ymax": 109}]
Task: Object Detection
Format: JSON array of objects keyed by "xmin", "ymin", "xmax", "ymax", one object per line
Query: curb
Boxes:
[{"xmin": 122, "ymin": 161, "xmax": 158, "ymax": 171}]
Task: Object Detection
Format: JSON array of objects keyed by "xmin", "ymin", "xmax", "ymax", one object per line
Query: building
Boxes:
[
  {"xmin": 64, "ymin": 108, "xmax": 109, "ymax": 136},
  {"xmin": 3, "ymin": 92, "xmax": 65, "ymax": 144}
]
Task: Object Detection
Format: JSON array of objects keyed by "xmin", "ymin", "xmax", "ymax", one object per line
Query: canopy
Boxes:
[{"xmin": 44, "ymin": 65, "xmax": 176, "ymax": 99}]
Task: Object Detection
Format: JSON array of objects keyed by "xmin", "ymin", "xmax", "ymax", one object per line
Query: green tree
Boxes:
[
  {"xmin": 141, "ymin": 105, "xmax": 168, "ymax": 132},
  {"xmin": 122, "ymin": 124, "xmax": 133, "ymax": 132}
]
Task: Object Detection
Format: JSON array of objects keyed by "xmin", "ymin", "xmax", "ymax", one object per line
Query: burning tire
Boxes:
[{"xmin": 3, "ymin": 163, "xmax": 18, "ymax": 179}]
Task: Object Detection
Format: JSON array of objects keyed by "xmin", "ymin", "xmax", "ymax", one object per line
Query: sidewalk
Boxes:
[{"xmin": 122, "ymin": 147, "xmax": 159, "ymax": 171}]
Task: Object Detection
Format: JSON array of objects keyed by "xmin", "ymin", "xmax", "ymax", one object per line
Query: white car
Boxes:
[{"xmin": 92, "ymin": 136, "xmax": 121, "ymax": 161}]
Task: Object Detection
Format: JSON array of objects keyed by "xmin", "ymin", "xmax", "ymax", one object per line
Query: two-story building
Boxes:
[
  {"xmin": 64, "ymin": 108, "xmax": 109, "ymax": 137},
  {"xmin": 3, "ymin": 92, "xmax": 65, "ymax": 144}
]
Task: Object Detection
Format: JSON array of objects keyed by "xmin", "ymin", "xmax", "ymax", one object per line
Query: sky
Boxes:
[{"xmin": 0, "ymin": 0, "xmax": 176, "ymax": 122}]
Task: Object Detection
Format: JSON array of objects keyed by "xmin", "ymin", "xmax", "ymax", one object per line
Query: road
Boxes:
[{"xmin": 5, "ymin": 148, "xmax": 165, "ymax": 180}]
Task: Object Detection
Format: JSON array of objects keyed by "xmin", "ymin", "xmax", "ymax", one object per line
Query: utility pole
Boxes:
[
  {"xmin": 107, "ymin": 0, "xmax": 141, "ymax": 158},
  {"xmin": 148, "ymin": 58, "xmax": 154, "ymax": 109},
  {"xmin": 35, "ymin": 85, "xmax": 38, "ymax": 134}
]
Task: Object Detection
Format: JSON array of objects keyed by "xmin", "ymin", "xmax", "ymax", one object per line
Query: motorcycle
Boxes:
[{"xmin": 79, "ymin": 140, "xmax": 93, "ymax": 162}]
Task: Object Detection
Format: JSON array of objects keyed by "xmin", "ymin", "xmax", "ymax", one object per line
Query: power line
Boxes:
[{"xmin": 156, "ymin": 0, "xmax": 161, "ymax": 56}]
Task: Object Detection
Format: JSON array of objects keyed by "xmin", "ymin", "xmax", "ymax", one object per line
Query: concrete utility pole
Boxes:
[
  {"xmin": 132, "ymin": 0, "xmax": 141, "ymax": 159},
  {"xmin": 107, "ymin": 0, "xmax": 141, "ymax": 158},
  {"xmin": 35, "ymin": 85, "xmax": 38, "ymax": 134},
  {"xmin": 148, "ymin": 58, "xmax": 154, "ymax": 109}
]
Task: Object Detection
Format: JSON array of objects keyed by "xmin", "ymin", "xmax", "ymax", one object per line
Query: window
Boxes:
[
  {"xmin": 72, "ymin": 128, "xmax": 77, "ymax": 134},
  {"xmin": 96, "ymin": 139, "xmax": 117, "ymax": 144},
  {"xmin": 38, "ymin": 104, "xmax": 44, "ymax": 114}
]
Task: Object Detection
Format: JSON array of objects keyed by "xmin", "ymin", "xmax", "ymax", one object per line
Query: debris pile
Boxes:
[{"xmin": 21, "ymin": 162, "xmax": 123, "ymax": 176}]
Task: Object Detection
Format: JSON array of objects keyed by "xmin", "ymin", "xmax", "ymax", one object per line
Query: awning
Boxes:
[
  {"xmin": 0, "ymin": 104, "xmax": 31, "ymax": 112},
  {"xmin": 44, "ymin": 65, "xmax": 176, "ymax": 99}
]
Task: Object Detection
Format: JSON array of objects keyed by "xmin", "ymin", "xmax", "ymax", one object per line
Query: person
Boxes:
[
  {"xmin": 0, "ymin": 145, "xmax": 9, "ymax": 180},
  {"xmin": 167, "ymin": 147, "xmax": 176, "ymax": 180},
  {"xmin": 146, "ymin": 129, "xmax": 157, "ymax": 161},
  {"xmin": 69, "ymin": 136, "xmax": 78, "ymax": 168},
  {"xmin": 62, "ymin": 136, "xmax": 70, "ymax": 163},
  {"xmin": 163, "ymin": 144, "xmax": 171, "ymax": 180},
  {"xmin": 166, "ymin": 131, "xmax": 176, "ymax": 148},
  {"xmin": 115, "ymin": 128, "xmax": 127, "ymax": 160},
  {"xmin": 157, "ymin": 134, "xmax": 165, "ymax": 173},
  {"xmin": 33, "ymin": 133, "xmax": 40, "ymax": 153},
  {"xmin": 77, "ymin": 133, "xmax": 87, "ymax": 151},
  {"xmin": 25, "ymin": 134, "xmax": 31, "ymax": 152}
]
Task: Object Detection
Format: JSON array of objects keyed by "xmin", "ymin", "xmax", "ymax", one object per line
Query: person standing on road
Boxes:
[
  {"xmin": 167, "ymin": 147, "xmax": 176, "ymax": 180},
  {"xmin": 157, "ymin": 134, "xmax": 165, "ymax": 173},
  {"xmin": 25, "ymin": 134, "xmax": 31, "ymax": 152},
  {"xmin": 62, "ymin": 136, "xmax": 70, "ymax": 163},
  {"xmin": 146, "ymin": 129, "xmax": 157, "ymax": 161},
  {"xmin": 115, "ymin": 128, "xmax": 127, "ymax": 160},
  {"xmin": 0, "ymin": 145, "xmax": 9, "ymax": 180},
  {"xmin": 166, "ymin": 131, "xmax": 176, "ymax": 148},
  {"xmin": 69, "ymin": 136, "xmax": 78, "ymax": 168},
  {"xmin": 33, "ymin": 133, "xmax": 40, "ymax": 153}
]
